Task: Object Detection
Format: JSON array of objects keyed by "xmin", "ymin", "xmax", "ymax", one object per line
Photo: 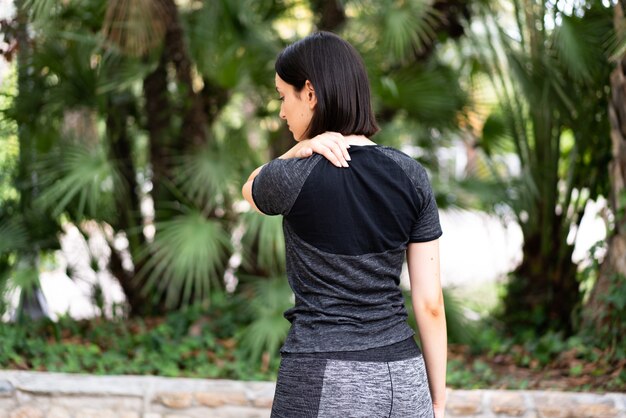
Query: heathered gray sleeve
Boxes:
[
  {"xmin": 374, "ymin": 147, "xmax": 442, "ymax": 242},
  {"xmin": 408, "ymin": 163, "xmax": 442, "ymax": 242},
  {"xmin": 251, "ymin": 156, "xmax": 322, "ymax": 216}
]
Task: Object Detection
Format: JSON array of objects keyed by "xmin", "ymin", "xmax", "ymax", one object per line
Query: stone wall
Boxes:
[{"xmin": 0, "ymin": 370, "xmax": 624, "ymax": 418}]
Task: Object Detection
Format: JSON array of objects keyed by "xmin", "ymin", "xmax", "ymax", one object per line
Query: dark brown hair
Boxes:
[{"xmin": 275, "ymin": 31, "xmax": 379, "ymax": 139}]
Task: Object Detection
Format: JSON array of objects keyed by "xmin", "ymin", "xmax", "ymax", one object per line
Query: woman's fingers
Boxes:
[
  {"xmin": 311, "ymin": 132, "xmax": 350, "ymax": 167},
  {"xmin": 312, "ymin": 142, "xmax": 343, "ymax": 167}
]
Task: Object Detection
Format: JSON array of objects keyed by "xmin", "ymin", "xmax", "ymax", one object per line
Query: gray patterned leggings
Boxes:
[{"xmin": 270, "ymin": 355, "xmax": 434, "ymax": 418}]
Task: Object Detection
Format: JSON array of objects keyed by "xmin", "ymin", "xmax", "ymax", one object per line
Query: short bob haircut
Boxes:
[{"xmin": 275, "ymin": 31, "xmax": 379, "ymax": 139}]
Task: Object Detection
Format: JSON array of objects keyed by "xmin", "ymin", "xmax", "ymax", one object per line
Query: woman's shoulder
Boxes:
[{"xmin": 373, "ymin": 146, "xmax": 429, "ymax": 179}]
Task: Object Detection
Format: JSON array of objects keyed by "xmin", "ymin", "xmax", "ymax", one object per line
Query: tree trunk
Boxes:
[
  {"xmin": 310, "ymin": 0, "xmax": 346, "ymax": 31},
  {"xmin": 14, "ymin": 0, "xmax": 48, "ymax": 321},
  {"xmin": 139, "ymin": 0, "xmax": 214, "ymax": 313},
  {"xmin": 105, "ymin": 92, "xmax": 150, "ymax": 316},
  {"xmin": 504, "ymin": 218, "xmax": 579, "ymax": 335},
  {"xmin": 582, "ymin": 2, "xmax": 626, "ymax": 333},
  {"xmin": 161, "ymin": 0, "xmax": 207, "ymax": 151}
]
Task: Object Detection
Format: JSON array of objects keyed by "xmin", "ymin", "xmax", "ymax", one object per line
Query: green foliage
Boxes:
[
  {"xmin": 586, "ymin": 272, "xmax": 626, "ymax": 356},
  {"xmin": 455, "ymin": 317, "xmax": 624, "ymax": 390},
  {"xmin": 466, "ymin": 0, "xmax": 615, "ymax": 334},
  {"xmin": 240, "ymin": 212, "xmax": 285, "ymax": 275},
  {"xmin": 447, "ymin": 358, "xmax": 497, "ymax": 389},
  {"xmin": 404, "ymin": 288, "xmax": 478, "ymax": 347},
  {"xmin": 172, "ymin": 146, "xmax": 239, "ymax": 211},
  {"xmin": 237, "ymin": 275, "xmax": 292, "ymax": 362},
  {"xmin": 2, "ymin": 0, "xmax": 473, "ymax": 317},
  {"xmin": 138, "ymin": 210, "xmax": 232, "ymax": 309},
  {"xmin": 35, "ymin": 144, "xmax": 125, "ymax": 222},
  {"xmin": 373, "ymin": 0, "xmax": 441, "ymax": 63},
  {"xmin": 0, "ymin": 296, "xmax": 279, "ymax": 380},
  {"xmin": 0, "ymin": 69, "xmax": 19, "ymax": 205}
]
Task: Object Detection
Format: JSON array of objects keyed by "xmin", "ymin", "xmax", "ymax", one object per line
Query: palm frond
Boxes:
[
  {"xmin": 357, "ymin": 0, "xmax": 442, "ymax": 64},
  {"xmin": 9, "ymin": 262, "xmax": 40, "ymax": 299},
  {"xmin": 0, "ymin": 217, "xmax": 29, "ymax": 255},
  {"xmin": 607, "ymin": 12, "xmax": 626, "ymax": 61},
  {"xmin": 376, "ymin": 66, "xmax": 467, "ymax": 126},
  {"xmin": 442, "ymin": 288, "xmax": 478, "ymax": 345},
  {"xmin": 238, "ymin": 275, "xmax": 292, "ymax": 360},
  {"xmin": 240, "ymin": 212, "xmax": 285, "ymax": 275},
  {"xmin": 138, "ymin": 210, "xmax": 232, "ymax": 309},
  {"xmin": 96, "ymin": 50, "xmax": 158, "ymax": 95},
  {"xmin": 480, "ymin": 110, "xmax": 515, "ymax": 156},
  {"xmin": 30, "ymin": 33, "xmax": 100, "ymax": 109},
  {"xmin": 186, "ymin": 0, "xmax": 279, "ymax": 88},
  {"xmin": 552, "ymin": 14, "xmax": 608, "ymax": 83},
  {"xmin": 24, "ymin": 0, "xmax": 57, "ymax": 27},
  {"xmin": 101, "ymin": 0, "xmax": 170, "ymax": 57},
  {"xmin": 35, "ymin": 144, "xmax": 125, "ymax": 222},
  {"xmin": 173, "ymin": 146, "xmax": 238, "ymax": 211}
]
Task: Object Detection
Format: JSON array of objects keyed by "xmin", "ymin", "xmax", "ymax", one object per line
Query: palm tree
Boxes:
[
  {"xmin": 0, "ymin": 0, "xmax": 61, "ymax": 321},
  {"xmin": 582, "ymin": 1, "xmax": 626, "ymax": 351},
  {"xmin": 1, "ymin": 0, "xmax": 279, "ymax": 316},
  {"xmin": 470, "ymin": 0, "xmax": 614, "ymax": 333}
]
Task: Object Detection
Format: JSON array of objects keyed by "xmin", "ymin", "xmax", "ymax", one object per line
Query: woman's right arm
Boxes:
[
  {"xmin": 407, "ymin": 239, "xmax": 447, "ymax": 418},
  {"xmin": 242, "ymin": 132, "xmax": 350, "ymax": 213}
]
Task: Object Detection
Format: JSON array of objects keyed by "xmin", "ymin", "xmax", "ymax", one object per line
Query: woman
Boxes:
[{"xmin": 242, "ymin": 31, "xmax": 446, "ymax": 418}]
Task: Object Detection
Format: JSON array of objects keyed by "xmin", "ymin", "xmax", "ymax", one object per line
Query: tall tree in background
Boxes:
[
  {"xmin": 0, "ymin": 0, "xmax": 60, "ymax": 321},
  {"xmin": 582, "ymin": 1, "xmax": 626, "ymax": 351},
  {"xmin": 472, "ymin": 0, "xmax": 614, "ymax": 333}
]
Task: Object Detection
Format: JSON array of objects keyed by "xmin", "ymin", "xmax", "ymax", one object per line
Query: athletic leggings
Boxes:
[{"xmin": 270, "ymin": 339, "xmax": 434, "ymax": 418}]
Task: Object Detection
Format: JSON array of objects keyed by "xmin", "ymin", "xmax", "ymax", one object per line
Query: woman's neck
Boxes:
[{"xmin": 344, "ymin": 134, "xmax": 376, "ymax": 146}]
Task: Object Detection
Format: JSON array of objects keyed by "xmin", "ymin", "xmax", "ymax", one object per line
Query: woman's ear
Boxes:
[{"xmin": 304, "ymin": 80, "xmax": 317, "ymax": 109}]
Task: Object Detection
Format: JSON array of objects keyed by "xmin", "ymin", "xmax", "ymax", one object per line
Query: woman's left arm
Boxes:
[
  {"xmin": 242, "ymin": 132, "xmax": 350, "ymax": 213},
  {"xmin": 407, "ymin": 239, "xmax": 447, "ymax": 417}
]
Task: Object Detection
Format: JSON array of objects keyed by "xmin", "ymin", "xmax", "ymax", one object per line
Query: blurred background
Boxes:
[{"xmin": 0, "ymin": 0, "xmax": 624, "ymax": 390}]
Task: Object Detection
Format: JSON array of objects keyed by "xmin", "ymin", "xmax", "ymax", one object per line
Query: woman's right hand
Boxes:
[{"xmin": 295, "ymin": 132, "xmax": 351, "ymax": 167}]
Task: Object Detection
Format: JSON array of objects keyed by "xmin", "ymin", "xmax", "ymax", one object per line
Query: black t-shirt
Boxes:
[{"xmin": 252, "ymin": 144, "xmax": 442, "ymax": 353}]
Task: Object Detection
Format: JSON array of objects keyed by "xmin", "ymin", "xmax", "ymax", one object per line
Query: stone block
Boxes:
[
  {"xmin": 142, "ymin": 414, "xmax": 162, "ymax": 418},
  {"xmin": 491, "ymin": 392, "xmax": 526, "ymax": 416},
  {"xmin": 51, "ymin": 396, "xmax": 141, "ymax": 410},
  {"xmin": 570, "ymin": 403, "xmax": 619, "ymax": 418},
  {"xmin": 156, "ymin": 393, "xmax": 193, "ymax": 409},
  {"xmin": 119, "ymin": 413, "xmax": 140, "ymax": 418},
  {"xmin": 0, "ymin": 399, "xmax": 18, "ymax": 411},
  {"xmin": 203, "ymin": 407, "xmax": 270, "ymax": 418},
  {"xmin": 0, "ymin": 381, "xmax": 14, "ymax": 397},
  {"xmin": 535, "ymin": 393, "xmax": 575, "ymax": 418},
  {"xmin": 9, "ymin": 406, "xmax": 44, "ymax": 418},
  {"xmin": 195, "ymin": 392, "xmax": 247, "ymax": 407},
  {"xmin": 251, "ymin": 396, "xmax": 273, "ymax": 409},
  {"xmin": 45, "ymin": 407, "xmax": 71, "ymax": 418},
  {"xmin": 74, "ymin": 409, "xmax": 116, "ymax": 418},
  {"xmin": 447, "ymin": 390, "xmax": 482, "ymax": 416}
]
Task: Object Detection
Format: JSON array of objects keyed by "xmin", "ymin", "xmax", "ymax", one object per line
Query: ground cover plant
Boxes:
[{"xmin": 1, "ymin": 291, "xmax": 622, "ymax": 391}]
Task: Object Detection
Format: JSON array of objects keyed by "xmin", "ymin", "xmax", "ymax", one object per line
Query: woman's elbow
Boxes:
[{"xmin": 414, "ymin": 293, "xmax": 445, "ymax": 319}]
